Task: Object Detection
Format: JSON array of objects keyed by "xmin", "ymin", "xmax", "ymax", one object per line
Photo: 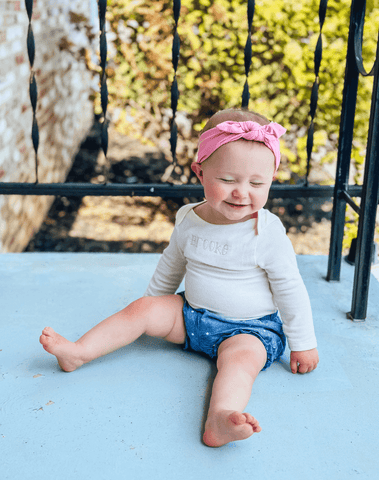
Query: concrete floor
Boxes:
[{"xmin": 1, "ymin": 253, "xmax": 379, "ymax": 480}]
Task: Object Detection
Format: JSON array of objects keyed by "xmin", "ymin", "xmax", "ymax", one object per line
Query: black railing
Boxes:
[
  {"xmin": 0, "ymin": 182, "xmax": 363, "ymax": 199},
  {"xmin": 0, "ymin": 0, "xmax": 378, "ymax": 321},
  {"xmin": 326, "ymin": 0, "xmax": 379, "ymax": 321}
]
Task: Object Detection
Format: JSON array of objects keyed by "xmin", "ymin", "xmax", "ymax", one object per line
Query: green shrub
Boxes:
[{"xmin": 103, "ymin": 0, "xmax": 379, "ymax": 246}]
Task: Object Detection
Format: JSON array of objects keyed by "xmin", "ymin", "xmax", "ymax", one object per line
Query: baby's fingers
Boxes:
[
  {"xmin": 297, "ymin": 362, "xmax": 312, "ymax": 374},
  {"xmin": 290, "ymin": 349, "xmax": 319, "ymax": 374},
  {"xmin": 290, "ymin": 357, "xmax": 298, "ymax": 374},
  {"xmin": 291, "ymin": 361, "xmax": 311, "ymax": 374}
]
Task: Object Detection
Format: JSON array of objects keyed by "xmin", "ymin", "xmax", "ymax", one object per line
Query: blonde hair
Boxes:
[{"xmin": 201, "ymin": 108, "xmax": 271, "ymax": 135}]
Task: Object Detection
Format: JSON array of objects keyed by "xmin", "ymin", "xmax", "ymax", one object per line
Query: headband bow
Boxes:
[{"xmin": 197, "ymin": 121, "xmax": 286, "ymax": 171}]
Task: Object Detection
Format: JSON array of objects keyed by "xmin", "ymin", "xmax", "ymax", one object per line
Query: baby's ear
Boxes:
[{"xmin": 191, "ymin": 162, "xmax": 204, "ymax": 183}]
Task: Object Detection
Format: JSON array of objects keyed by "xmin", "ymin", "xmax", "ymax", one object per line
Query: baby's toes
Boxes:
[
  {"xmin": 40, "ymin": 329, "xmax": 56, "ymax": 350},
  {"xmin": 40, "ymin": 335, "xmax": 50, "ymax": 349},
  {"xmin": 243, "ymin": 413, "xmax": 255, "ymax": 423},
  {"xmin": 42, "ymin": 327, "xmax": 54, "ymax": 337},
  {"xmin": 243, "ymin": 413, "xmax": 261, "ymax": 431},
  {"xmin": 229, "ymin": 411, "xmax": 247, "ymax": 426}
]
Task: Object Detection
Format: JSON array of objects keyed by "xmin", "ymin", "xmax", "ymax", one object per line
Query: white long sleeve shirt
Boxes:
[{"xmin": 145, "ymin": 202, "xmax": 317, "ymax": 352}]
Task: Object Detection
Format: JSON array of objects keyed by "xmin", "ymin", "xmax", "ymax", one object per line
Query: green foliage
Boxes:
[
  {"xmin": 106, "ymin": 1, "xmax": 378, "ymax": 172},
  {"xmin": 103, "ymin": 0, "xmax": 379, "ymax": 246},
  {"xmin": 343, "ymin": 209, "xmax": 359, "ymax": 252}
]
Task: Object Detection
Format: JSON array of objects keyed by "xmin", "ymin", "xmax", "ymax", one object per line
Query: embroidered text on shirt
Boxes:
[{"xmin": 190, "ymin": 234, "xmax": 229, "ymax": 255}]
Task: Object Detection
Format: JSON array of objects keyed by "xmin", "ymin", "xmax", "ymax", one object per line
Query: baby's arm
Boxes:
[
  {"xmin": 290, "ymin": 348, "xmax": 319, "ymax": 374},
  {"xmin": 256, "ymin": 216, "xmax": 318, "ymax": 371},
  {"xmin": 145, "ymin": 223, "xmax": 187, "ymax": 296}
]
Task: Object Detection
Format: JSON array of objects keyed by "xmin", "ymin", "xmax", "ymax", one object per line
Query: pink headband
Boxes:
[{"xmin": 197, "ymin": 121, "xmax": 287, "ymax": 171}]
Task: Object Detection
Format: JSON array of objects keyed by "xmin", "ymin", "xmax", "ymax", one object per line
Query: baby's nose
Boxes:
[{"xmin": 232, "ymin": 183, "xmax": 248, "ymax": 198}]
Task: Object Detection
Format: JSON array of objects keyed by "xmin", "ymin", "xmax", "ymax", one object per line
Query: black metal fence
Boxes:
[
  {"xmin": 0, "ymin": 0, "xmax": 378, "ymax": 321},
  {"xmin": 326, "ymin": 0, "xmax": 379, "ymax": 321}
]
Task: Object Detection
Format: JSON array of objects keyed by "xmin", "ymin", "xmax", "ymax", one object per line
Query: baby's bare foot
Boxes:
[
  {"xmin": 203, "ymin": 410, "xmax": 261, "ymax": 447},
  {"xmin": 40, "ymin": 327, "xmax": 84, "ymax": 372}
]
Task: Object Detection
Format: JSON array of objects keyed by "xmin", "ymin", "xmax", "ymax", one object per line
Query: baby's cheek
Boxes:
[
  {"xmin": 256, "ymin": 189, "xmax": 270, "ymax": 205},
  {"xmin": 207, "ymin": 183, "xmax": 226, "ymax": 200}
]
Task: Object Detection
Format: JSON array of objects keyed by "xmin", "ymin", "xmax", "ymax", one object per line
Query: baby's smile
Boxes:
[{"xmin": 224, "ymin": 201, "xmax": 249, "ymax": 208}]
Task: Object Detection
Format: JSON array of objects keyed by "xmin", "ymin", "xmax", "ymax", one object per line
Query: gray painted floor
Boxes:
[{"xmin": 1, "ymin": 253, "xmax": 379, "ymax": 480}]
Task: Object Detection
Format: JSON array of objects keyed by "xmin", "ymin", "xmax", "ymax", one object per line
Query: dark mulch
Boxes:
[{"xmin": 25, "ymin": 118, "xmax": 333, "ymax": 254}]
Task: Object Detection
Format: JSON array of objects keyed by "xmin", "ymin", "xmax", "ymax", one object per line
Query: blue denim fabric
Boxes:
[{"xmin": 178, "ymin": 292, "xmax": 286, "ymax": 370}]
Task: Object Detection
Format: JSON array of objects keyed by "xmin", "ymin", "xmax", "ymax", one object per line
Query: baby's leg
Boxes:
[
  {"xmin": 40, "ymin": 295, "xmax": 186, "ymax": 372},
  {"xmin": 203, "ymin": 334, "xmax": 267, "ymax": 447}
]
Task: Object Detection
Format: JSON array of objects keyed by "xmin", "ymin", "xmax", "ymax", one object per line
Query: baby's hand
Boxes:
[{"xmin": 290, "ymin": 348, "xmax": 319, "ymax": 374}]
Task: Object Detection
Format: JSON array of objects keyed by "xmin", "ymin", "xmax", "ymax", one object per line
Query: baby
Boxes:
[{"xmin": 40, "ymin": 108, "xmax": 319, "ymax": 448}]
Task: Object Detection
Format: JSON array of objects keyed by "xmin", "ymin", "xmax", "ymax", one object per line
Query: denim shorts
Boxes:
[{"xmin": 178, "ymin": 292, "xmax": 286, "ymax": 370}]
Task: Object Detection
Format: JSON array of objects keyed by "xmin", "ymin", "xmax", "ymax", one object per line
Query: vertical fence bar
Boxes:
[
  {"xmin": 170, "ymin": 0, "xmax": 181, "ymax": 168},
  {"xmin": 326, "ymin": 0, "xmax": 364, "ymax": 282},
  {"xmin": 25, "ymin": 0, "xmax": 39, "ymax": 183},
  {"xmin": 242, "ymin": 0, "xmax": 255, "ymax": 108},
  {"xmin": 305, "ymin": 0, "xmax": 328, "ymax": 186},
  {"xmin": 98, "ymin": 0, "xmax": 109, "ymax": 182},
  {"xmin": 348, "ymin": 32, "xmax": 379, "ymax": 320}
]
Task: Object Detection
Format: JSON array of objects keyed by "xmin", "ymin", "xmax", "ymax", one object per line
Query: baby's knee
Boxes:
[
  {"xmin": 127, "ymin": 294, "xmax": 181, "ymax": 320},
  {"xmin": 219, "ymin": 347, "xmax": 255, "ymax": 366},
  {"xmin": 126, "ymin": 296, "xmax": 157, "ymax": 318},
  {"xmin": 217, "ymin": 336, "xmax": 267, "ymax": 373}
]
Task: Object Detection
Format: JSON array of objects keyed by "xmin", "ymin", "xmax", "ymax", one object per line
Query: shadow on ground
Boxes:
[{"xmin": 25, "ymin": 119, "xmax": 333, "ymax": 254}]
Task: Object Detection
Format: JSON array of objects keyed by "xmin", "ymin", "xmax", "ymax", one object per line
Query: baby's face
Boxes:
[{"xmin": 192, "ymin": 139, "xmax": 275, "ymax": 225}]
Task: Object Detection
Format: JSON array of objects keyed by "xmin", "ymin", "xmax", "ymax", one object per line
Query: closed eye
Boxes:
[{"xmin": 219, "ymin": 178, "xmax": 235, "ymax": 183}]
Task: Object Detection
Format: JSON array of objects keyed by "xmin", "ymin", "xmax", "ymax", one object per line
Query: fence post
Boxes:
[
  {"xmin": 348, "ymin": 32, "xmax": 379, "ymax": 321},
  {"xmin": 326, "ymin": 0, "xmax": 364, "ymax": 282}
]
